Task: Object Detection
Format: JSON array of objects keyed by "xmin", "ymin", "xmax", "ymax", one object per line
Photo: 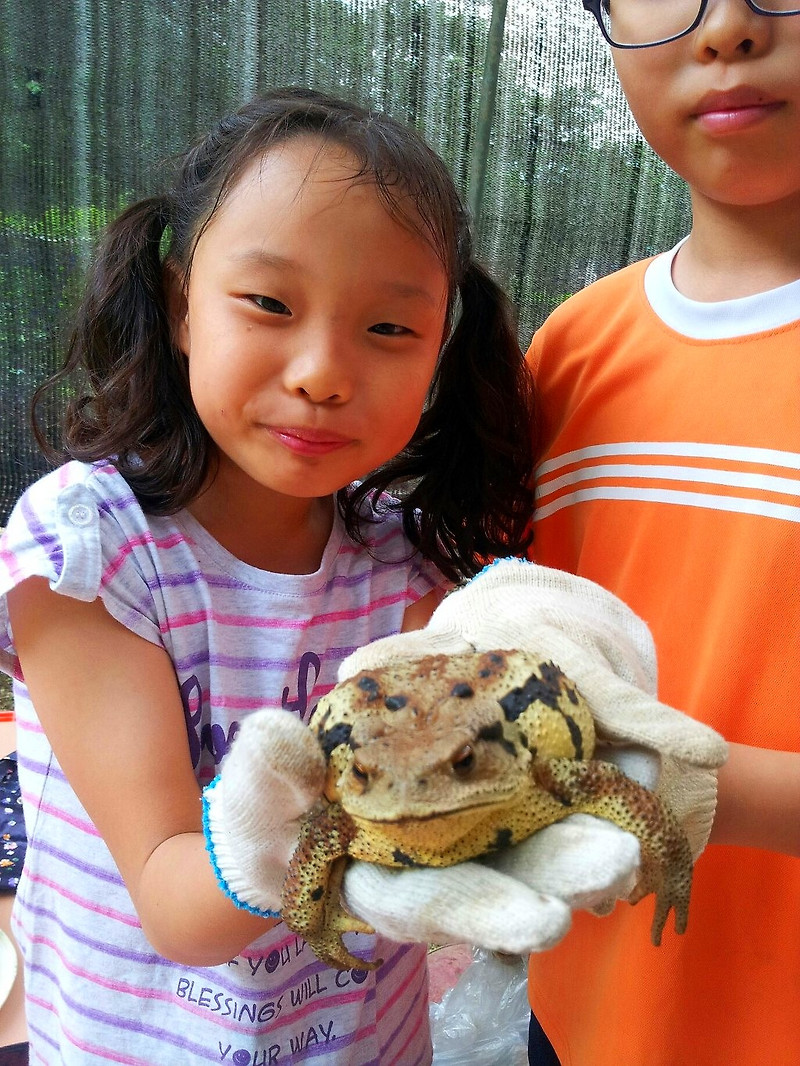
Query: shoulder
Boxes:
[
  {"xmin": 1, "ymin": 460, "xmax": 160, "ymax": 603},
  {"xmin": 336, "ymin": 492, "xmax": 449, "ymax": 600},
  {"xmin": 536, "ymin": 258, "xmax": 654, "ymax": 343},
  {"xmin": 528, "ymin": 257, "xmax": 658, "ymax": 400}
]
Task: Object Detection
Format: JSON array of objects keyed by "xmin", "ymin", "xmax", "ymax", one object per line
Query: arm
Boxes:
[
  {"xmin": 7, "ymin": 577, "xmax": 276, "ymax": 966},
  {"xmin": 401, "ymin": 586, "xmax": 445, "ymax": 632},
  {"xmin": 710, "ymin": 742, "xmax": 800, "ymax": 856}
]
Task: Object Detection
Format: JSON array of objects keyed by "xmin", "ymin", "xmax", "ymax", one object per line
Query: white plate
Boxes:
[{"xmin": 0, "ymin": 928, "xmax": 18, "ymax": 1011}]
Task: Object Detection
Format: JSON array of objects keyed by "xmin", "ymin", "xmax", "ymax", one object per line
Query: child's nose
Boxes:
[
  {"xmin": 694, "ymin": 0, "xmax": 772, "ymax": 56},
  {"xmin": 283, "ymin": 334, "xmax": 353, "ymax": 404}
]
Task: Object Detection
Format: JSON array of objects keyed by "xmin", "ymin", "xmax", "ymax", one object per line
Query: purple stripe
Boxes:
[
  {"xmin": 22, "ymin": 891, "xmax": 390, "ymax": 1008},
  {"xmin": 26, "ymin": 960, "xmax": 226, "ymax": 1060},
  {"xmin": 28, "ymin": 838, "xmax": 125, "ymax": 885},
  {"xmin": 20, "ymin": 898, "xmax": 154, "ymax": 964},
  {"xmin": 20, "ymin": 493, "xmax": 63, "ymax": 572}
]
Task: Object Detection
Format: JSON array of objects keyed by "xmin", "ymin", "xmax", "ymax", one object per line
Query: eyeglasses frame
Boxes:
[{"xmin": 582, "ymin": 0, "xmax": 800, "ymax": 49}]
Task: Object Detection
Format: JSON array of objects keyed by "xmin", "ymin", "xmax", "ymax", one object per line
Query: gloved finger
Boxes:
[
  {"xmin": 574, "ymin": 667, "xmax": 728, "ymax": 768},
  {"xmin": 430, "ymin": 558, "xmax": 659, "ymax": 694},
  {"xmin": 595, "ymin": 742, "xmax": 661, "ymax": 790},
  {"xmin": 481, "ymin": 814, "xmax": 640, "ymax": 911},
  {"xmin": 224, "ymin": 708, "xmax": 326, "ymax": 820},
  {"xmin": 337, "ymin": 627, "xmax": 472, "ymax": 681},
  {"xmin": 342, "ymin": 860, "xmax": 572, "ymax": 955}
]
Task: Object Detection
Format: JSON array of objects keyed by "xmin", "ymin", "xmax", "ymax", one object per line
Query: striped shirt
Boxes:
[
  {"xmin": 526, "ymin": 249, "xmax": 800, "ymax": 1066},
  {"xmin": 0, "ymin": 460, "xmax": 444, "ymax": 1065}
]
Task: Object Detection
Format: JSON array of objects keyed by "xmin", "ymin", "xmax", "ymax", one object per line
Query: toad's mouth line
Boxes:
[{"xmin": 346, "ymin": 792, "xmax": 523, "ymax": 824}]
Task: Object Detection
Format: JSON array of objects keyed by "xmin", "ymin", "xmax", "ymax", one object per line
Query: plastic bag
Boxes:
[{"xmin": 429, "ymin": 947, "xmax": 529, "ymax": 1064}]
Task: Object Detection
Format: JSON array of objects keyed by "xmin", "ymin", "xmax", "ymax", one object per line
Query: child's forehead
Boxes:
[
  {"xmin": 215, "ymin": 138, "xmax": 439, "ymax": 251},
  {"xmin": 195, "ymin": 139, "xmax": 446, "ymax": 278}
]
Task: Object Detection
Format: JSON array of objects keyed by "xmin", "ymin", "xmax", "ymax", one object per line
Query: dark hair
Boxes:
[{"xmin": 34, "ymin": 87, "xmax": 537, "ymax": 583}]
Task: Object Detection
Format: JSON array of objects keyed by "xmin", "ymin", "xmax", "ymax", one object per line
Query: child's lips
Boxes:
[
  {"xmin": 693, "ymin": 87, "xmax": 783, "ymax": 134},
  {"xmin": 267, "ymin": 425, "xmax": 354, "ymax": 456}
]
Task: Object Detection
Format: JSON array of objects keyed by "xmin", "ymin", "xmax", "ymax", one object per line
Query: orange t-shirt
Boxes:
[{"xmin": 527, "ymin": 256, "xmax": 800, "ymax": 1066}]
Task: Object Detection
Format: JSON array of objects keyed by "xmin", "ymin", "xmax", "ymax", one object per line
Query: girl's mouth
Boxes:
[{"xmin": 267, "ymin": 426, "xmax": 353, "ymax": 456}]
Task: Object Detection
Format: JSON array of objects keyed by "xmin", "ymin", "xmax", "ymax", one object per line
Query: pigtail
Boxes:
[
  {"xmin": 33, "ymin": 197, "xmax": 211, "ymax": 512},
  {"xmin": 344, "ymin": 260, "xmax": 537, "ymax": 583}
]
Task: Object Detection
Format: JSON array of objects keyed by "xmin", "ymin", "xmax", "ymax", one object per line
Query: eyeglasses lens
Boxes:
[{"xmin": 600, "ymin": 0, "xmax": 800, "ymax": 47}]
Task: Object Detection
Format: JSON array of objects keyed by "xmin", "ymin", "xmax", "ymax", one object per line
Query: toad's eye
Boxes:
[
  {"xmin": 252, "ymin": 295, "xmax": 291, "ymax": 315},
  {"xmin": 369, "ymin": 322, "xmax": 411, "ymax": 336},
  {"xmin": 452, "ymin": 745, "xmax": 475, "ymax": 776},
  {"xmin": 352, "ymin": 761, "xmax": 369, "ymax": 784}
]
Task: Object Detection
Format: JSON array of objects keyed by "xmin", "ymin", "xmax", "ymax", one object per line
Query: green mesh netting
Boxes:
[{"xmin": 0, "ymin": 0, "xmax": 690, "ymax": 522}]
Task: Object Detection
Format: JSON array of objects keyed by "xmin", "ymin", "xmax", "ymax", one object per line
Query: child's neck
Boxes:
[
  {"xmin": 188, "ymin": 484, "xmax": 335, "ymax": 575},
  {"xmin": 673, "ymin": 193, "xmax": 800, "ymax": 302}
]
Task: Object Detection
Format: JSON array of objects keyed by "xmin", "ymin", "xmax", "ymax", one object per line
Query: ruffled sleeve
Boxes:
[{"xmin": 0, "ymin": 462, "xmax": 164, "ymax": 677}]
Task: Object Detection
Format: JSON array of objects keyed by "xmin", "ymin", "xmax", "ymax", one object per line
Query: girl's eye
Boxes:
[
  {"xmin": 252, "ymin": 295, "xmax": 291, "ymax": 315},
  {"xmin": 369, "ymin": 322, "xmax": 411, "ymax": 336}
]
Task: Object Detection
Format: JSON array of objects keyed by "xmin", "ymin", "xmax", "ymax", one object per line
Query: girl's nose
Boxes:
[{"xmin": 283, "ymin": 335, "xmax": 352, "ymax": 405}]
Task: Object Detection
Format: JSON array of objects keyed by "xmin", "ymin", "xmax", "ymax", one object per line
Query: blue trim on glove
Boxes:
[{"xmin": 201, "ymin": 776, "xmax": 281, "ymax": 920}]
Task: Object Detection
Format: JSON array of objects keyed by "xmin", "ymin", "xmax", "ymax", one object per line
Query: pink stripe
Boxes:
[
  {"xmin": 102, "ymin": 530, "xmax": 187, "ymax": 584},
  {"xmin": 377, "ymin": 955, "xmax": 423, "ymax": 1021},
  {"xmin": 0, "ymin": 544, "xmax": 27, "ymax": 585},
  {"xmin": 29, "ymin": 922, "xmax": 391, "ymax": 1044},
  {"xmin": 377, "ymin": 960, "xmax": 427, "ymax": 1061},
  {"xmin": 19, "ymin": 790, "xmax": 100, "ymax": 836},
  {"xmin": 25, "ymin": 872, "xmax": 138, "ymax": 926},
  {"xmin": 26, "ymin": 994, "xmax": 155, "ymax": 1066},
  {"xmin": 162, "ymin": 590, "xmax": 409, "ymax": 633},
  {"xmin": 27, "ymin": 931, "xmax": 154, "ymax": 993}
]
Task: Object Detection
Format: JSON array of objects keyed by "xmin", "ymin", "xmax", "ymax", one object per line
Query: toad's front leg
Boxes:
[
  {"xmin": 533, "ymin": 758, "xmax": 693, "ymax": 946},
  {"xmin": 281, "ymin": 802, "xmax": 379, "ymax": 971}
]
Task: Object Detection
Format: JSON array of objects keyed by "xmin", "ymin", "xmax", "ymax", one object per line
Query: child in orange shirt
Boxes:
[{"xmin": 525, "ymin": 0, "xmax": 800, "ymax": 1062}]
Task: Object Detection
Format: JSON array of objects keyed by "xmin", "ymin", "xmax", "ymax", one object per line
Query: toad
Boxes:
[{"xmin": 281, "ymin": 649, "xmax": 693, "ymax": 970}]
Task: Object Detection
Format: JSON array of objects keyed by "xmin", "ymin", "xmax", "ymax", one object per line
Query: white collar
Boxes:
[{"xmin": 644, "ymin": 238, "xmax": 800, "ymax": 340}]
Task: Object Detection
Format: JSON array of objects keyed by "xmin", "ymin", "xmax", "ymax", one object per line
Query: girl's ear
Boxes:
[{"xmin": 163, "ymin": 265, "xmax": 190, "ymax": 356}]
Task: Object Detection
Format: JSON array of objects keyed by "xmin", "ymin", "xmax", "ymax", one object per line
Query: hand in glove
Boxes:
[{"xmin": 203, "ymin": 709, "xmax": 327, "ymax": 916}]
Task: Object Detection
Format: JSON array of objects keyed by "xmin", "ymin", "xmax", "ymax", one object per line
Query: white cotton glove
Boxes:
[
  {"xmin": 340, "ymin": 558, "xmax": 728, "ymax": 861},
  {"xmin": 203, "ymin": 709, "xmax": 326, "ymax": 916},
  {"xmin": 340, "ymin": 813, "xmax": 641, "ymax": 953}
]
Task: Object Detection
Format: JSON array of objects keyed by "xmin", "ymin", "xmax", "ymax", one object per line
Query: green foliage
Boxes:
[{"xmin": 1, "ymin": 198, "xmax": 131, "ymax": 241}]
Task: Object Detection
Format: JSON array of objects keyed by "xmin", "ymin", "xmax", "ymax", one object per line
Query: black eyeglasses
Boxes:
[{"xmin": 583, "ymin": 0, "xmax": 800, "ymax": 48}]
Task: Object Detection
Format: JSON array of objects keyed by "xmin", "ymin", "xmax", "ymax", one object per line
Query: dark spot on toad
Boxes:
[
  {"xmin": 451, "ymin": 682, "xmax": 474, "ymax": 698},
  {"xmin": 477, "ymin": 721, "xmax": 517, "ymax": 756},
  {"xmin": 384, "ymin": 694, "xmax": 407, "ymax": 710},
  {"xmin": 499, "ymin": 661, "xmax": 566, "ymax": 720},
  {"xmin": 357, "ymin": 675, "xmax": 381, "ymax": 701},
  {"xmin": 319, "ymin": 721, "xmax": 353, "ymax": 758},
  {"xmin": 311, "ymin": 886, "xmax": 324, "ymax": 901},
  {"xmin": 491, "ymin": 827, "xmax": 513, "ymax": 851},
  {"xmin": 563, "ymin": 713, "xmax": 584, "ymax": 759},
  {"xmin": 392, "ymin": 849, "xmax": 423, "ymax": 867}
]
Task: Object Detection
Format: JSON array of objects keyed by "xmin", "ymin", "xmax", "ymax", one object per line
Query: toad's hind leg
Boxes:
[
  {"xmin": 534, "ymin": 758, "xmax": 693, "ymax": 946},
  {"xmin": 281, "ymin": 803, "xmax": 380, "ymax": 971}
]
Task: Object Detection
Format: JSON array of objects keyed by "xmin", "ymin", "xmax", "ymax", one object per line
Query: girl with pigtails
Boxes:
[{"xmin": 0, "ymin": 87, "xmax": 542, "ymax": 1064}]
